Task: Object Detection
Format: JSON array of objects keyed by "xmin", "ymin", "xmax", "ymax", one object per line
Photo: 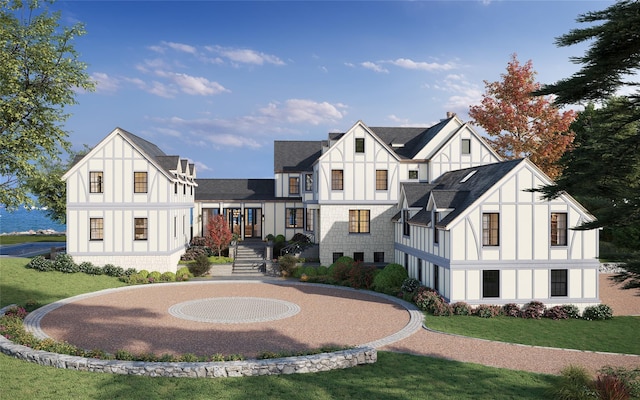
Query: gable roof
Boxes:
[
  {"xmin": 274, "ymin": 141, "xmax": 322, "ymax": 172},
  {"xmin": 402, "ymin": 182, "xmax": 435, "ymax": 208},
  {"xmin": 195, "ymin": 179, "xmax": 278, "ymax": 201},
  {"xmin": 369, "ymin": 118, "xmax": 450, "ymax": 159}
]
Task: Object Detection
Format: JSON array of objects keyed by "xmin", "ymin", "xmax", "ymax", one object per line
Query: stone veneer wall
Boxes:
[
  {"xmin": 319, "ymin": 204, "xmax": 397, "ymax": 266},
  {"xmin": 0, "ymin": 332, "xmax": 376, "ymax": 378}
]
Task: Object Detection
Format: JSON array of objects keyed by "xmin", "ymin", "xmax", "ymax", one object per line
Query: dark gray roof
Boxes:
[
  {"xmin": 274, "ymin": 141, "xmax": 322, "ymax": 172},
  {"xmin": 402, "ymin": 159, "xmax": 523, "ymax": 228},
  {"xmin": 369, "ymin": 119, "xmax": 450, "ymax": 159},
  {"xmin": 119, "ymin": 128, "xmax": 167, "ymax": 159},
  {"xmin": 402, "ymin": 182, "xmax": 435, "ymax": 207},
  {"xmin": 156, "ymin": 156, "xmax": 180, "ymax": 172},
  {"xmin": 409, "ymin": 208, "xmax": 432, "ymax": 227},
  {"xmin": 432, "ymin": 159, "xmax": 523, "ymax": 227},
  {"xmin": 195, "ymin": 179, "xmax": 278, "ymax": 201}
]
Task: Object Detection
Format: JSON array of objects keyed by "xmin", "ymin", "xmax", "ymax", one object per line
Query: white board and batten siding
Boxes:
[{"xmin": 63, "ymin": 129, "xmax": 194, "ymax": 273}]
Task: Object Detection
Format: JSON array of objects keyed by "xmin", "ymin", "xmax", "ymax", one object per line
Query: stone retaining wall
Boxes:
[{"xmin": 0, "ymin": 327, "xmax": 376, "ymax": 378}]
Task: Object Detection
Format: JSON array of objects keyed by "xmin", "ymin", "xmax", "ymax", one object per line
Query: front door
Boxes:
[{"xmin": 244, "ymin": 208, "xmax": 262, "ymax": 239}]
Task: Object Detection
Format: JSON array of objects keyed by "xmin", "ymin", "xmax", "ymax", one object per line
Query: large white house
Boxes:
[
  {"xmin": 65, "ymin": 114, "xmax": 600, "ymax": 308},
  {"xmin": 62, "ymin": 127, "xmax": 196, "ymax": 272}
]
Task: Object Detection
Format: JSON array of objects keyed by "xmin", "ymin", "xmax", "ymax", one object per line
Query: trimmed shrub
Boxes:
[
  {"xmin": 563, "ymin": 304, "xmax": 581, "ymax": 319},
  {"xmin": 303, "ymin": 266, "xmax": 319, "ymax": 277},
  {"xmin": 583, "ymin": 304, "xmax": 614, "ymax": 321},
  {"xmin": 274, "ymin": 234, "xmax": 286, "ymax": 243},
  {"xmin": 347, "ymin": 263, "xmax": 378, "ymax": 290},
  {"xmin": 180, "ymin": 246, "xmax": 211, "ymax": 261},
  {"xmin": 138, "ymin": 270, "xmax": 150, "ymax": 279},
  {"xmin": 160, "ymin": 271, "xmax": 176, "ymax": 282},
  {"xmin": 102, "ymin": 264, "xmax": 125, "ymax": 277},
  {"xmin": 188, "ymin": 254, "xmax": 212, "ymax": 276},
  {"xmin": 189, "ymin": 236, "xmax": 208, "ymax": 247},
  {"xmin": 330, "ymin": 257, "xmax": 355, "ymax": 284},
  {"xmin": 521, "ymin": 301, "xmax": 545, "ymax": 319},
  {"xmin": 372, "ymin": 263, "xmax": 408, "ymax": 295},
  {"xmin": 124, "ymin": 267, "xmax": 137, "ymax": 276},
  {"xmin": 176, "ymin": 267, "xmax": 192, "ymax": 281},
  {"xmin": 413, "ymin": 287, "xmax": 444, "ymax": 314},
  {"xmin": 119, "ymin": 273, "xmax": 148, "ymax": 285},
  {"xmin": 147, "ymin": 271, "xmax": 162, "ymax": 283},
  {"xmin": 52, "ymin": 254, "xmax": 78, "ymax": 273},
  {"xmin": 474, "ymin": 304, "xmax": 502, "ymax": 318},
  {"xmin": 502, "ymin": 303, "xmax": 521, "ymax": 318},
  {"xmin": 316, "ymin": 265, "xmax": 329, "ymax": 276},
  {"xmin": 451, "ymin": 302, "xmax": 471, "ymax": 316},
  {"xmin": 544, "ymin": 305, "xmax": 569, "ymax": 320},
  {"xmin": 26, "ymin": 256, "xmax": 53, "ymax": 272},
  {"xmin": 78, "ymin": 261, "xmax": 103, "ymax": 275},
  {"xmin": 401, "ymin": 278, "xmax": 421, "ymax": 294},
  {"xmin": 278, "ymin": 254, "xmax": 298, "ymax": 277}
]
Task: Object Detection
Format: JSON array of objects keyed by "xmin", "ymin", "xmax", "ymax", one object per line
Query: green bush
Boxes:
[
  {"xmin": 26, "ymin": 256, "xmax": 52, "ymax": 272},
  {"xmin": 451, "ymin": 302, "xmax": 471, "ymax": 316},
  {"xmin": 546, "ymin": 365, "xmax": 595, "ymax": 400},
  {"xmin": 160, "ymin": 271, "xmax": 176, "ymax": 282},
  {"xmin": 563, "ymin": 304, "xmax": 581, "ymax": 319},
  {"xmin": 502, "ymin": 303, "xmax": 521, "ymax": 318},
  {"xmin": 413, "ymin": 287, "xmax": 445, "ymax": 314},
  {"xmin": 583, "ymin": 304, "xmax": 614, "ymax": 320},
  {"xmin": 347, "ymin": 263, "xmax": 378, "ymax": 289},
  {"xmin": 372, "ymin": 263, "xmax": 407, "ymax": 294},
  {"xmin": 316, "ymin": 265, "xmax": 329, "ymax": 276},
  {"xmin": 188, "ymin": 254, "xmax": 212, "ymax": 276},
  {"xmin": 78, "ymin": 261, "xmax": 102, "ymax": 275},
  {"xmin": 303, "ymin": 266, "xmax": 319, "ymax": 277},
  {"xmin": 148, "ymin": 271, "xmax": 162, "ymax": 282},
  {"xmin": 521, "ymin": 301, "xmax": 545, "ymax": 319},
  {"xmin": 474, "ymin": 304, "xmax": 502, "ymax": 318},
  {"xmin": 278, "ymin": 254, "xmax": 298, "ymax": 276},
  {"xmin": 52, "ymin": 254, "xmax": 78, "ymax": 273},
  {"xmin": 175, "ymin": 267, "xmax": 192, "ymax": 281},
  {"xmin": 274, "ymin": 234, "xmax": 286, "ymax": 243},
  {"xmin": 102, "ymin": 264, "xmax": 125, "ymax": 277},
  {"xmin": 401, "ymin": 278, "xmax": 421, "ymax": 294},
  {"xmin": 138, "ymin": 270, "xmax": 150, "ymax": 279}
]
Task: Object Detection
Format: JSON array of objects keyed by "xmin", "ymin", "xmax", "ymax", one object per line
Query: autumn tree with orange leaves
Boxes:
[
  {"xmin": 469, "ymin": 54, "xmax": 576, "ymax": 179},
  {"xmin": 205, "ymin": 214, "xmax": 233, "ymax": 256}
]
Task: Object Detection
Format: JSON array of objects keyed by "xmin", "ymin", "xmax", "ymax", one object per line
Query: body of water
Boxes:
[{"xmin": 0, "ymin": 206, "xmax": 66, "ymax": 234}]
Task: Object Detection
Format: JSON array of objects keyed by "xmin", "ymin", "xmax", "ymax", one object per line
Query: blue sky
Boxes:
[{"xmin": 52, "ymin": 1, "xmax": 612, "ymax": 178}]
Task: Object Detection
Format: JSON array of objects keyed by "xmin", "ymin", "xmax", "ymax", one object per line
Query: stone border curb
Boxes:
[{"xmin": 0, "ymin": 278, "xmax": 427, "ymax": 378}]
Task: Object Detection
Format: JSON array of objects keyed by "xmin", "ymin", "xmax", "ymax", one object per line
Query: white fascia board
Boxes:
[
  {"xmin": 62, "ymin": 127, "xmax": 121, "ymax": 181},
  {"xmin": 316, "ymin": 120, "xmax": 401, "ymax": 164}
]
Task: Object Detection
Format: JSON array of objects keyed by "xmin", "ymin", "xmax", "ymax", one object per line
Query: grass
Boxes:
[
  {"xmin": 0, "ymin": 351, "xmax": 558, "ymax": 400},
  {"xmin": 425, "ymin": 314, "xmax": 640, "ymax": 355},
  {"xmin": 0, "ymin": 235, "xmax": 66, "ymax": 245},
  {"xmin": 0, "ymin": 257, "xmax": 126, "ymax": 308}
]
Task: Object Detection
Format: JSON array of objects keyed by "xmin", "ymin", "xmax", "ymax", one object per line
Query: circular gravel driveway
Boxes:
[{"xmin": 31, "ymin": 280, "xmax": 421, "ymax": 358}]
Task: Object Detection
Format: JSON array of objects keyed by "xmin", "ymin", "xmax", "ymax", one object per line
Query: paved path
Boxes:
[{"xmin": 30, "ymin": 274, "xmax": 640, "ymax": 376}]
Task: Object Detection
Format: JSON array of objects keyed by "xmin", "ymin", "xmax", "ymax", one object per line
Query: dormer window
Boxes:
[
  {"xmin": 462, "ymin": 139, "xmax": 471, "ymax": 155},
  {"xmin": 355, "ymin": 138, "xmax": 365, "ymax": 153},
  {"xmin": 409, "ymin": 170, "xmax": 418, "ymax": 180}
]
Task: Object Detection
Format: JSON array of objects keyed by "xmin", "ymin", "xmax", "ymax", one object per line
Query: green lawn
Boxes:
[
  {"xmin": 0, "ymin": 257, "xmax": 126, "ymax": 308},
  {"xmin": 425, "ymin": 313, "xmax": 640, "ymax": 355},
  {"xmin": 0, "ymin": 351, "xmax": 557, "ymax": 400},
  {"xmin": 0, "ymin": 234, "xmax": 66, "ymax": 245}
]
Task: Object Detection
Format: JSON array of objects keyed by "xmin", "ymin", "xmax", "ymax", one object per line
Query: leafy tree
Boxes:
[
  {"xmin": 469, "ymin": 54, "xmax": 576, "ymax": 179},
  {"xmin": 205, "ymin": 214, "xmax": 233, "ymax": 257},
  {"xmin": 535, "ymin": 0, "xmax": 640, "ymax": 288},
  {"xmin": 26, "ymin": 146, "xmax": 89, "ymax": 223},
  {"xmin": 0, "ymin": 0, "xmax": 94, "ymax": 210}
]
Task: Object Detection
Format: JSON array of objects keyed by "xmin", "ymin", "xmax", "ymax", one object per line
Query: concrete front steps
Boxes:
[{"xmin": 232, "ymin": 241, "xmax": 266, "ymax": 276}]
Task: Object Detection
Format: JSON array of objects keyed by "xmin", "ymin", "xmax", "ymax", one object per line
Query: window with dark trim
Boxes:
[
  {"xmin": 90, "ymin": 218, "xmax": 103, "ymax": 240},
  {"xmin": 289, "ymin": 176, "xmax": 300, "ymax": 195},
  {"xmin": 376, "ymin": 169, "xmax": 388, "ymax": 190},
  {"xmin": 404, "ymin": 253, "xmax": 409, "ymax": 271},
  {"xmin": 134, "ymin": 172, "xmax": 147, "ymax": 193},
  {"xmin": 183, "ymin": 183, "xmax": 186, "ymax": 195},
  {"xmin": 408, "ymin": 170, "xmax": 418, "ymax": 180},
  {"xmin": 349, "ymin": 210, "xmax": 370, "ymax": 233},
  {"xmin": 551, "ymin": 213, "xmax": 568, "ymax": 246},
  {"xmin": 174, "ymin": 182, "xmax": 178, "ymax": 194},
  {"xmin": 90, "ymin": 172, "xmax": 103, "ymax": 193},
  {"xmin": 551, "ymin": 269, "xmax": 568, "ymax": 296},
  {"xmin": 355, "ymin": 138, "xmax": 365, "ymax": 153},
  {"xmin": 305, "ymin": 173, "xmax": 313, "ymax": 191},
  {"xmin": 433, "ymin": 212, "xmax": 440, "ymax": 245},
  {"xmin": 433, "ymin": 264, "xmax": 439, "ymax": 291},
  {"xmin": 305, "ymin": 209, "xmax": 314, "ymax": 231},
  {"xmin": 482, "ymin": 213, "xmax": 499, "ymax": 246},
  {"xmin": 134, "ymin": 218, "xmax": 148, "ymax": 240},
  {"xmin": 333, "ymin": 252, "xmax": 344, "ymax": 263},
  {"xmin": 417, "ymin": 259, "xmax": 423, "ymax": 282},
  {"xmin": 482, "ymin": 270, "xmax": 500, "ymax": 298},
  {"xmin": 286, "ymin": 208, "xmax": 304, "ymax": 228},
  {"xmin": 331, "ymin": 170, "xmax": 343, "ymax": 190},
  {"xmin": 353, "ymin": 252, "xmax": 364, "ymax": 262},
  {"xmin": 461, "ymin": 139, "xmax": 471, "ymax": 155},
  {"xmin": 374, "ymin": 252, "xmax": 384, "ymax": 263},
  {"xmin": 403, "ymin": 210, "xmax": 410, "ymax": 236}
]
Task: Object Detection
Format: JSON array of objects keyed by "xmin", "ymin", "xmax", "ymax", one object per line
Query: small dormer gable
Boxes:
[{"xmin": 316, "ymin": 120, "xmax": 400, "ymax": 164}]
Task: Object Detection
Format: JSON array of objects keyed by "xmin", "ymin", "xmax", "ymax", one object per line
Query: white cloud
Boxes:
[
  {"xmin": 147, "ymin": 81, "xmax": 176, "ymax": 98},
  {"xmin": 171, "ymin": 73, "xmax": 229, "ymax": 96},
  {"xmin": 361, "ymin": 61, "xmax": 389, "ymax": 73},
  {"xmin": 207, "ymin": 133, "xmax": 261, "ymax": 148},
  {"xmin": 91, "ymin": 72, "xmax": 119, "ymax": 93},
  {"xmin": 162, "ymin": 41, "xmax": 198, "ymax": 54},
  {"xmin": 259, "ymin": 99, "xmax": 345, "ymax": 125},
  {"xmin": 207, "ymin": 45, "xmax": 285, "ymax": 66},
  {"xmin": 388, "ymin": 58, "xmax": 455, "ymax": 71}
]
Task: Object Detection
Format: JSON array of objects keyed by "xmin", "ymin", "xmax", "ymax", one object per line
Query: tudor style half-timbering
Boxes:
[
  {"xmin": 394, "ymin": 159, "xmax": 600, "ymax": 310},
  {"xmin": 62, "ymin": 127, "xmax": 196, "ymax": 272}
]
